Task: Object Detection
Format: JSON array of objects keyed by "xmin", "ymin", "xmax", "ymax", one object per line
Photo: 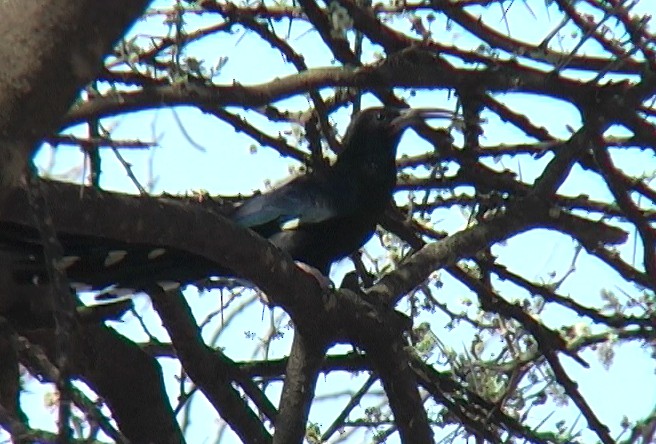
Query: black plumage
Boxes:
[
  {"xmin": 234, "ymin": 107, "xmax": 432, "ymax": 273},
  {"xmin": 4, "ymin": 107, "xmax": 455, "ymax": 294}
]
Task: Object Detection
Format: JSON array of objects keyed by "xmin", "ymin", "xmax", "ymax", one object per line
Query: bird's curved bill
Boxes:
[{"xmin": 391, "ymin": 108, "xmax": 460, "ymax": 132}]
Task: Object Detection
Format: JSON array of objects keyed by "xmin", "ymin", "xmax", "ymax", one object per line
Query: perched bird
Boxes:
[
  {"xmin": 3, "ymin": 107, "xmax": 456, "ymax": 296},
  {"xmin": 231, "ymin": 107, "xmax": 455, "ymax": 274}
]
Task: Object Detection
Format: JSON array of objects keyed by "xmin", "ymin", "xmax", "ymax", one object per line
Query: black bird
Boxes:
[
  {"xmin": 230, "ymin": 107, "xmax": 455, "ymax": 274},
  {"xmin": 4, "ymin": 107, "xmax": 455, "ymax": 295}
]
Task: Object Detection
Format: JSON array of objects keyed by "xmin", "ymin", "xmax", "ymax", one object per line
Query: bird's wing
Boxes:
[{"xmin": 232, "ymin": 174, "xmax": 358, "ymax": 230}]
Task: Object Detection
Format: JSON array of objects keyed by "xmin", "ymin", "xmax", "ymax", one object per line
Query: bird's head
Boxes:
[{"xmin": 339, "ymin": 106, "xmax": 456, "ymax": 162}]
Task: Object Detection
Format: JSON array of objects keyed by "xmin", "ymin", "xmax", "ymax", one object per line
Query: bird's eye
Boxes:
[{"xmin": 375, "ymin": 111, "xmax": 386, "ymax": 121}]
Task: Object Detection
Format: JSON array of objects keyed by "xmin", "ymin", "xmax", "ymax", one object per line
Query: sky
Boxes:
[{"xmin": 6, "ymin": 1, "xmax": 655, "ymax": 443}]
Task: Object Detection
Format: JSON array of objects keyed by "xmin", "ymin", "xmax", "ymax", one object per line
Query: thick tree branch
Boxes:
[
  {"xmin": 273, "ymin": 332, "xmax": 327, "ymax": 444},
  {"xmin": 150, "ymin": 287, "xmax": 273, "ymax": 444},
  {"xmin": 0, "ymin": 0, "xmax": 150, "ymax": 191},
  {"xmin": 0, "ymin": 180, "xmax": 325, "ymax": 328},
  {"xmin": 65, "ymin": 48, "xmax": 625, "ymax": 129},
  {"xmin": 9, "ymin": 316, "xmax": 183, "ymax": 443}
]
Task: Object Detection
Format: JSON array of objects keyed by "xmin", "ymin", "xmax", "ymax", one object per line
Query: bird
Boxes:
[{"xmin": 2, "ymin": 107, "xmax": 457, "ymax": 297}]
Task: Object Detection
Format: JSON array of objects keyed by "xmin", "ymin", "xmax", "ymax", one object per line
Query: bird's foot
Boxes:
[{"xmin": 294, "ymin": 261, "xmax": 333, "ymax": 290}]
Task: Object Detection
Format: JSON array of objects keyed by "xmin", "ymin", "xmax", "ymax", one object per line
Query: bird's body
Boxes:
[
  {"xmin": 231, "ymin": 108, "xmax": 402, "ymax": 273},
  {"xmin": 234, "ymin": 173, "xmax": 379, "ymax": 274},
  {"xmin": 2, "ymin": 107, "xmax": 455, "ymax": 294}
]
